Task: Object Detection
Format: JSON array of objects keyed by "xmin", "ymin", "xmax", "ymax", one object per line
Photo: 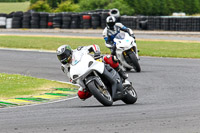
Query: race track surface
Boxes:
[{"xmin": 0, "ymin": 49, "xmax": 200, "ymax": 133}]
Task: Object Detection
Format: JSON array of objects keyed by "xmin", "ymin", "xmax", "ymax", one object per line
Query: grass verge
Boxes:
[
  {"xmin": 0, "ymin": 73, "xmax": 77, "ymax": 99},
  {"xmin": 0, "ymin": 2, "xmax": 30, "ymax": 14},
  {"xmin": 0, "ymin": 35, "xmax": 200, "ymax": 58}
]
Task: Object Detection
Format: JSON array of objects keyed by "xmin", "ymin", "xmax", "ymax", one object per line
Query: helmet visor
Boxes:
[
  {"xmin": 57, "ymin": 52, "xmax": 71, "ymax": 64},
  {"xmin": 108, "ymin": 22, "xmax": 115, "ymax": 28}
]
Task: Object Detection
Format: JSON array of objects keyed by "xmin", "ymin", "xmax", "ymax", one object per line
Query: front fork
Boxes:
[
  {"xmin": 93, "ymin": 71, "xmax": 107, "ymax": 90},
  {"xmin": 123, "ymin": 47, "xmax": 138, "ymax": 60}
]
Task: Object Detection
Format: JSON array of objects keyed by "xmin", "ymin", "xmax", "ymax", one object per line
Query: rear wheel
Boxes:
[
  {"xmin": 122, "ymin": 85, "xmax": 137, "ymax": 104},
  {"xmin": 87, "ymin": 77, "xmax": 113, "ymax": 106},
  {"xmin": 129, "ymin": 53, "xmax": 141, "ymax": 72}
]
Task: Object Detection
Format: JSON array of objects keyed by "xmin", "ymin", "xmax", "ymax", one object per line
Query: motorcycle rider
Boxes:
[
  {"xmin": 102, "ymin": 16, "xmax": 135, "ymax": 56},
  {"xmin": 56, "ymin": 44, "xmax": 128, "ymax": 100}
]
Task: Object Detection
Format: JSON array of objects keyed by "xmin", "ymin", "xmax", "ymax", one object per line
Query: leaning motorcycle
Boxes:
[
  {"xmin": 114, "ymin": 32, "xmax": 141, "ymax": 72},
  {"xmin": 70, "ymin": 53, "xmax": 137, "ymax": 106}
]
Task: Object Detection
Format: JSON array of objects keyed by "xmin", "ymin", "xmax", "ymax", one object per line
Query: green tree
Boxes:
[
  {"xmin": 30, "ymin": 0, "xmax": 39, "ymax": 4},
  {"xmin": 140, "ymin": 0, "xmax": 153, "ymax": 15},
  {"xmin": 187, "ymin": 0, "xmax": 200, "ymax": 14},
  {"xmin": 105, "ymin": 0, "xmax": 134, "ymax": 15},
  {"xmin": 54, "ymin": 0, "xmax": 79, "ymax": 12},
  {"xmin": 132, "ymin": 0, "xmax": 141, "ymax": 15},
  {"xmin": 166, "ymin": 0, "xmax": 175, "ymax": 15},
  {"xmin": 78, "ymin": 0, "xmax": 109, "ymax": 12},
  {"xmin": 150, "ymin": 0, "xmax": 161, "ymax": 15},
  {"xmin": 159, "ymin": 0, "xmax": 171, "ymax": 15},
  {"xmin": 29, "ymin": 0, "xmax": 52, "ymax": 12},
  {"xmin": 46, "ymin": 0, "xmax": 62, "ymax": 9},
  {"xmin": 173, "ymin": 0, "xmax": 184, "ymax": 12}
]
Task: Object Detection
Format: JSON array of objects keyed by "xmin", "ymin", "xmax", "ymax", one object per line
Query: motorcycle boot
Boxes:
[
  {"xmin": 77, "ymin": 88, "xmax": 92, "ymax": 101},
  {"xmin": 111, "ymin": 55, "xmax": 128, "ymax": 81},
  {"xmin": 103, "ymin": 55, "xmax": 128, "ymax": 80},
  {"xmin": 115, "ymin": 66, "xmax": 128, "ymax": 81}
]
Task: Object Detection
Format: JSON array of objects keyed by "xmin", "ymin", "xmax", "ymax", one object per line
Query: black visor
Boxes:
[
  {"xmin": 57, "ymin": 53, "xmax": 68, "ymax": 61},
  {"xmin": 108, "ymin": 22, "xmax": 115, "ymax": 29},
  {"xmin": 57, "ymin": 49, "xmax": 72, "ymax": 64}
]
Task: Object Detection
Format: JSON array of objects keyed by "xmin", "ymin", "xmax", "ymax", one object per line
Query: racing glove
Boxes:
[
  {"xmin": 131, "ymin": 34, "xmax": 136, "ymax": 43},
  {"xmin": 111, "ymin": 43, "xmax": 116, "ymax": 55},
  {"xmin": 131, "ymin": 34, "xmax": 135, "ymax": 39},
  {"xmin": 61, "ymin": 66, "xmax": 65, "ymax": 73},
  {"xmin": 94, "ymin": 51, "xmax": 101, "ymax": 58}
]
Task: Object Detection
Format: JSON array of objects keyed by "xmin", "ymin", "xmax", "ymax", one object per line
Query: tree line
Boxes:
[{"xmin": 29, "ymin": 0, "xmax": 200, "ymax": 15}]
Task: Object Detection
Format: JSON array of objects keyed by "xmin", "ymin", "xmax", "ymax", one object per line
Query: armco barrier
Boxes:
[{"xmin": 1, "ymin": 11, "xmax": 200, "ymax": 31}]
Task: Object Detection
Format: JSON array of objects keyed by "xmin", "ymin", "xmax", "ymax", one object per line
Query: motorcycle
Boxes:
[
  {"xmin": 114, "ymin": 32, "xmax": 141, "ymax": 72},
  {"xmin": 70, "ymin": 53, "xmax": 137, "ymax": 106}
]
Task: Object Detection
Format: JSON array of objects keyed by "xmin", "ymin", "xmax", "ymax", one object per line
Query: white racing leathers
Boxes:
[
  {"xmin": 102, "ymin": 22, "xmax": 134, "ymax": 48},
  {"xmin": 61, "ymin": 45, "xmax": 100, "ymax": 91}
]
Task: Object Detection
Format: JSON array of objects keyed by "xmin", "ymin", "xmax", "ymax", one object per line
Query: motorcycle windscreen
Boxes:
[{"xmin": 115, "ymin": 33, "xmax": 125, "ymax": 39}]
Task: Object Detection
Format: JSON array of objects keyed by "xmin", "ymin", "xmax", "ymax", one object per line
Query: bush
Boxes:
[
  {"xmin": 54, "ymin": 1, "xmax": 79, "ymax": 12},
  {"xmin": 46, "ymin": 0, "xmax": 61, "ymax": 9},
  {"xmin": 78, "ymin": 0, "xmax": 109, "ymax": 12},
  {"xmin": 30, "ymin": 0, "xmax": 38, "ymax": 4},
  {"xmin": 29, "ymin": 0, "xmax": 52, "ymax": 12}
]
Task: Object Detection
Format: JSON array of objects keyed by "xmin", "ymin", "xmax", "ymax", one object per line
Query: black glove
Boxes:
[
  {"xmin": 131, "ymin": 34, "xmax": 135, "ymax": 39},
  {"xmin": 94, "ymin": 51, "xmax": 100, "ymax": 56},
  {"xmin": 94, "ymin": 52, "xmax": 101, "ymax": 59},
  {"xmin": 131, "ymin": 34, "xmax": 136, "ymax": 43},
  {"xmin": 111, "ymin": 44, "xmax": 116, "ymax": 55},
  {"xmin": 61, "ymin": 66, "xmax": 65, "ymax": 73}
]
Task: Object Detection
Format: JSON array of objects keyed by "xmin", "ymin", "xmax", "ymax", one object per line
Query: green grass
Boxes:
[
  {"xmin": 137, "ymin": 40, "xmax": 200, "ymax": 58},
  {"xmin": 0, "ymin": 2, "xmax": 30, "ymax": 13},
  {"xmin": 0, "ymin": 35, "xmax": 110, "ymax": 53},
  {"xmin": 0, "ymin": 73, "xmax": 77, "ymax": 99},
  {"xmin": 0, "ymin": 35, "xmax": 200, "ymax": 58}
]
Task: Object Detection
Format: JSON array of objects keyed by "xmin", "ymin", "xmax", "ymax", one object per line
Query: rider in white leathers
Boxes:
[
  {"xmin": 56, "ymin": 44, "xmax": 129, "ymax": 100},
  {"xmin": 56, "ymin": 44, "xmax": 101, "ymax": 100},
  {"xmin": 103, "ymin": 16, "xmax": 135, "ymax": 56},
  {"xmin": 102, "ymin": 16, "xmax": 134, "ymax": 78}
]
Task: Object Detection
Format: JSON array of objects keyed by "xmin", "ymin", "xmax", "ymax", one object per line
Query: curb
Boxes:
[{"xmin": 0, "ymin": 88, "xmax": 78, "ymax": 108}]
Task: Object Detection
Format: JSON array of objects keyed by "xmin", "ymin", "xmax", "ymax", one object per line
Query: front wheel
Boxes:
[
  {"xmin": 87, "ymin": 77, "xmax": 113, "ymax": 106},
  {"xmin": 122, "ymin": 85, "xmax": 137, "ymax": 104},
  {"xmin": 128, "ymin": 53, "xmax": 141, "ymax": 72}
]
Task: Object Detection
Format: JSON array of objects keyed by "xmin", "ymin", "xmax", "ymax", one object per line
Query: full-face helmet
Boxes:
[
  {"xmin": 106, "ymin": 16, "xmax": 116, "ymax": 30},
  {"xmin": 56, "ymin": 45, "xmax": 72, "ymax": 65}
]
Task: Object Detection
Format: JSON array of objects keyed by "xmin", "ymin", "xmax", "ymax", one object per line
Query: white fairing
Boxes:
[
  {"xmin": 70, "ymin": 54, "xmax": 104, "ymax": 82},
  {"xmin": 114, "ymin": 32, "xmax": 139, "ymax": 70}
]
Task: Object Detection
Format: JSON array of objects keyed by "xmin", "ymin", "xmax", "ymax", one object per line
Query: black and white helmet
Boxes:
[
  {"xmin": 56, "ymin": 45, "xmax": 72, "ymax": 65},
  {"xmin": 106, "ymin": 16, "xmax": 116, "ymax": 30}
]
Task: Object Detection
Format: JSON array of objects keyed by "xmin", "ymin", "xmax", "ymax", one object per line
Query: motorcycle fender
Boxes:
[
  {"xmin": 122, "ymin": 80, "xmax": 131, "ymax": 86},
  {"xmin": 116, "ymin": 50, "xmax": 133, "ymax": 69},
  {"xmin": 85, "ymin": 76, "xmax": 104, "ymax": 88},
  {"xmin": 77, "ymin": 78, "xmax": 86, "ymax": 89}
]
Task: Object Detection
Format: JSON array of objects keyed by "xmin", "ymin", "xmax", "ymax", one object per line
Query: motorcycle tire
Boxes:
[
  {"xmin": 122, "ymin": 85, "xmax": 137, "ymax": 104},
  {"xmin": 87, "ymin": 77, "xmax": 113, "ymax": 106},
  {"xmin": 128, "ymin": 53, "xmax": 141, "ymax": 72}
]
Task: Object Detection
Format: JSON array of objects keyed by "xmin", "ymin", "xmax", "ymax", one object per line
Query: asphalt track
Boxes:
[{"xmin": 0, "ymin": 48, "xmax": 200, "ymax": 133}]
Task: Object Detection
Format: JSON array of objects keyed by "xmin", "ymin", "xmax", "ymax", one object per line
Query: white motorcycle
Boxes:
[
  {"xmin": 114, "ymin": 32, "xmax": 141, "ymax": 72},
  {"xmin": 70, "ymin": 53, "xmax": 137, "ymax": 106}
]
